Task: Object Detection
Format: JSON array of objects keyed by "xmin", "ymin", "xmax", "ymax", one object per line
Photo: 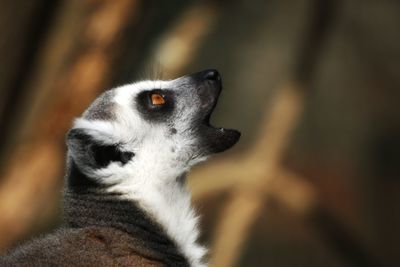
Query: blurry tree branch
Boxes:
[
  {"xmin": 0, "ymin": 0, "xmax": 140, "ymax": 251},
  {"xmin": 0, "ymin": 0, "xmax": 60, "ymax": 150},
  {"xmin": 148, "ymin": 1, "xmax": 219, "ymax": 78},
  {"xmin": 189, "ymin": 0, "xmax": 379, "ymax": 267},
  {"xmin": 190, "ymin": 83, "xmax": 306, "ymax": 204},
  {"xmin": 204, "ymin": 82, "xmax": 307, "ymax": 267}
]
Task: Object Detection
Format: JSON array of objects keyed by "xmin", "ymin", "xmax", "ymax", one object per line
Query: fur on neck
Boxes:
[{"xmin": 105, "ymin": 172, "xmax": 207, "ymax": 267}]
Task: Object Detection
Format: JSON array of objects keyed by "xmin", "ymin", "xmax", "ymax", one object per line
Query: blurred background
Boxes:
[{"xmin": 0, "ymin": 0, "xmax": 399, "ymax": 266}]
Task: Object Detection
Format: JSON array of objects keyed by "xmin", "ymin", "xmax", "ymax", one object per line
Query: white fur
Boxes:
[{"xmin": 73, "ymin": 80, "xmax": 208, "ymax": 266}]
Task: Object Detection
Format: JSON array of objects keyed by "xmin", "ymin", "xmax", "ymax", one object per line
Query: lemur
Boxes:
[{"xmin": 0, "ymin": 70, "xmax": 240, "ymax": 267}]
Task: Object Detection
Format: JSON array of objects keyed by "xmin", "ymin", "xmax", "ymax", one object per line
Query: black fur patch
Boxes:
[
  {"xmin": 136, "ymin": 89, "xmax": 175, "ymax": 122},
  {"xmin": 67, "ymin": 128, "xmax": 134, "ymax": 170},
  {"xmin": 91, "ymin": 144, "xmax": 134, "ymax": 168},
  {"xmin": 66, "ymin": 160, "xmax": 106, "ymax": 194}
]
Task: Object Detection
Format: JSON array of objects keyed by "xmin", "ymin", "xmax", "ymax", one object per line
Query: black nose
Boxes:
[
  {"xmin": 203, "ymin": 69, "xmax": 221, "ymax": 82},
  {"xmin": 187, "ymin": 69, "xmax": 222, "ymax": 89}
]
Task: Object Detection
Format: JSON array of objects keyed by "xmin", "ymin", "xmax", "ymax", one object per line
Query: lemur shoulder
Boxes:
[{"xmin": 0, "ymin": 70, "xmax": 240, "ymax": 267}]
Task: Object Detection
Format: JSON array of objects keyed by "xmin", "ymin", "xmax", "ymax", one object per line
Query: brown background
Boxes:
[{"xmin": 0, "ymin": 0, "xmax": 399, "ymax": 266}]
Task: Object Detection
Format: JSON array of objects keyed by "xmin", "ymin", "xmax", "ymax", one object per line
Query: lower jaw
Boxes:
[{"xmin": 199, "ymin": 125, "xmax": 241, "ymax": 154}]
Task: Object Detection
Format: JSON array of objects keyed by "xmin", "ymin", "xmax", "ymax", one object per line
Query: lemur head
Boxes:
[{"xmin": 66, "ymin": 69, "xmax": 240, "ymax": 188}]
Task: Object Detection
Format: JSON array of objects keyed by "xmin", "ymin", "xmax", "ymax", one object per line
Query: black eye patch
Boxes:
[
  {"xmin": 91, "ymin": 144, "xmax": 135, "ymax": 168},
  {"xmin": 136, "ymin": 89, "xmax": 175, "ymax": 122}
]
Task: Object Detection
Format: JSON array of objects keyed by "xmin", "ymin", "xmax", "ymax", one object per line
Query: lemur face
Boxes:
[{"xmin": 67, "ymin": 70, "xmax": 240, "ymax": 185}]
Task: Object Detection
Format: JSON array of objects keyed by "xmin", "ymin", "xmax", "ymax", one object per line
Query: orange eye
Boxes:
[{"xmin": 151, "ymin": 93, "xmax": 165, "ymax": 105}]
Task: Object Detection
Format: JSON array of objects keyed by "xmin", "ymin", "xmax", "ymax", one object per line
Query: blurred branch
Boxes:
[
  {"xmin": 190, "ymin": 82, "xmax": 304, "ymax": 201},
  {"xmin": 0, "ymin": 0, "xmax": 140, "ymax": 251},
  {"xmin": 205, "ymin": 81, "xmax": 306, "ymax": 267},
  {"xmin": 148, "ymin": 1, "xmax": 219, "ymax": 78},
  {"xmin": 0, "ymin": 0, "xmax": 60, "ymax": 154},
  {"xmin": 211, "ymin": 189, "xmax": 264, "ymax": 267},
  {"xmin": 187, "ymin": 1, "xmax": 379, "ymax": 267}
]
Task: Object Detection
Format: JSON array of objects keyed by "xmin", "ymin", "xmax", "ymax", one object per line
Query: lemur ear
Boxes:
[{"xmin": 67, "ymin": 128, "xmax": 134, "ymax": 169}]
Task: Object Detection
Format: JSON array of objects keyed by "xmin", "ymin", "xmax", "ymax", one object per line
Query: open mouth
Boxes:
[
  {"xmin": 194, "ymin": 70, "xmax": 241, "ymax": 154},
  {"xmin": 201, "ymin": 99, "xmax": 241, "ymax": 154},
  {"xmin": 202, "ymin": 124, "xmax": 241, "ymax": 154}
]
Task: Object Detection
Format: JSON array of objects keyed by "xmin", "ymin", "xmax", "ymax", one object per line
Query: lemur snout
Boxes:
[
  {"xmin": 187, "ymin": 69, "xmax": 222, "ymax": 113},
  {"xmin": 188, "ymin": 69, "xmax": 222, "ymax": 88}
]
